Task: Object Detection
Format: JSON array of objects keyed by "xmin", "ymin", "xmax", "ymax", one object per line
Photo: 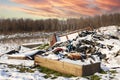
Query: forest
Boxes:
[{"xmin": 0, "ymin": 13, "xmax": 120, "ymax": 34}]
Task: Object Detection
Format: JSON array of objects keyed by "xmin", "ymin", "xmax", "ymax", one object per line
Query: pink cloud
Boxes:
[
  {"xmin": 9, "ymin": 0, "xmax": 120, "ymax": 18},
  {"xmin": 95, "ymin": 0, "xmax": 120, "ymax": 11}
]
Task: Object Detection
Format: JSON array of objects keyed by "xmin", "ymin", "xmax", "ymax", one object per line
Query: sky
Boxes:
[{"xmin": 0, "ymin": 0, "xmax": 120, "ymax": 19}]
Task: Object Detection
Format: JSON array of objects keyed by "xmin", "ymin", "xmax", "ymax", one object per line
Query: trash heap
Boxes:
[
  {"xmin": 41, "ymin": 26, "xmax": 120, "ymax": 65},
  {"xmin": 3, "ymin": 26, "xmax": 120, "ymax": 65}
]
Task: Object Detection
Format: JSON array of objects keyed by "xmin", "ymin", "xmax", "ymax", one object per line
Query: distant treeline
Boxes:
[{"xmin": 0, "ymin": 13, "xmax": 120, "ymax": 34}]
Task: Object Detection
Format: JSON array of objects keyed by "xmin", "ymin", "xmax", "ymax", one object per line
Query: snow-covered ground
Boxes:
[
  {"xmin": 0, "ymin": 32, "xmax": 52, "ymax": 40},
  {"xmin": 0, "ymin": 26, "xmax": 120, "ymax": 80}
]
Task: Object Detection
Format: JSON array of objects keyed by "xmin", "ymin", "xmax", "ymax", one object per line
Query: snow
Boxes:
[
  {"xmin": 8, "ymin": 50, "xmax": 40, "ymax": 57},
  {"xmin": 0, "ymin": 32, "xmax": 52, "ymax": 40},
  {"xmin": 97, "ymin": 26, "xmax": 120, "ymax": 39},
  {"xmin": 101, "ymin": 63, "xmax": 110, "ymax": 71},
  {"xmin": 0, "ymin": 59, "xmax": 34, "ymax": 66},
  {"xmin": 0, "ymin": 43, "xmax": 19, "ymax": 54},
  {"xmin": 67, "ymin": 32, "xmax": 78, "ymax": 40},
  {"xmin": 44, "ymin": 54, "xmax": 60, "ymax": 60},
  {"xmin": 57, "ymin": 32, "xmax": 79, "ymax": 42},
  {"xmin": 103, "ymin": 56, "xmax": 120, "ymax": 68},
  {"xmin": 0, "ymin": 66, "xmax": 46, "ymax": 80},
  {"xmin": 22, "ymin": 42, "xmax": 44, "ymax": 46},
  {"xmin": 61, "ymin": 58, "xmax": 95, "ymax": 65},
  {"xmin": 59, "ymin": 36, "xmax": 68, "ymax": 42},
  {"xmin": 0, "ymin": 25, "xmax": 120, "ymax": 80},
  {"xmin": 97, "ymin": 39, "xmax": 120, "ymax": 56}
]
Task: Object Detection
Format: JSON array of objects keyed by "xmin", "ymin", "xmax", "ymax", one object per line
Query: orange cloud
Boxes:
[
  {"xmin": 9, "ymin": 0, "xmax": 120, "ymax": 18},
  {"xmin": 10, "ymin": 0, "xmax": 67, "ymax": 17},
  {"xmin": 96, "ymin": 0, "xmax": 120, "ymax": 6}
]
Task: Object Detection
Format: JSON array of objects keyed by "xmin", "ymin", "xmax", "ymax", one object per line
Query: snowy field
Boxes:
[{"xmin": 0, "ymin": 26, "xmax": 120, "ymax": 80}]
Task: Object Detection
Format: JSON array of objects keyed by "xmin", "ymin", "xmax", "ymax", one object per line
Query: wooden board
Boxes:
[
  {"xmin": 22, "ymin": 42, "xmax": 43, "ymax": 48},
  {"xmin": 34, "ymin": 55, "xmax": 101, "ymax": 76},
  {"xmin": 8, "ymin": 55, "xmax": 26, "ymax": 60}
]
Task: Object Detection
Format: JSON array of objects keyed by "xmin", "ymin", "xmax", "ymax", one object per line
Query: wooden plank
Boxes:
[
  {"xmin": 82, "ymin": 63, "xmax": 101, "ymax": 76},
  {"xmin": 8, "ymin": 56, "xmax": 26, "ymax": 60},
  {"xmin": 63, "ymin": 61, "xmax": 83, "ymax": 76},
  {"xmin": 35, "ymin": 55, "xmax": 64, "ymax": 73},
  {"xmin": 22, "ymin": 42, "xmax": 43, "ymax": 48},
  {"xmin": 34, "ymin": 55, "xmax": 101, "ymax": 76}
]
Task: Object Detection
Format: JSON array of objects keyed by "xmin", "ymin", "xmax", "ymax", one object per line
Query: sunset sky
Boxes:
[{"xmin": 0, "ymin": 0, "xmax": 120, "ymax": 19}]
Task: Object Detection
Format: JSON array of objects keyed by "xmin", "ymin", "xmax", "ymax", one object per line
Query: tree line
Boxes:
[{"xmin": 0, "ymin": 13, "xmax": 120, "ymax": 34}]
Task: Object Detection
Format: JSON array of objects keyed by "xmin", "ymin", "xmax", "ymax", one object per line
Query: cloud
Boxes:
[
  {"xmin": 95, "ymin": 0, "xmax": 120, "ymax": 11},
  {"xmin": 9, "ymin": 0, "xmax": 120, "ymax": 18}
]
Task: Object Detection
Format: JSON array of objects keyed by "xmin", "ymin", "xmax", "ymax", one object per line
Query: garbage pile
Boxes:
[
  {"xmin": 3, "ymin": 26, "xmax": 120, "ymax": 65},
  {"xmin": 41, "ymin": 26, "xmax": 120, "ymax": 65}
]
